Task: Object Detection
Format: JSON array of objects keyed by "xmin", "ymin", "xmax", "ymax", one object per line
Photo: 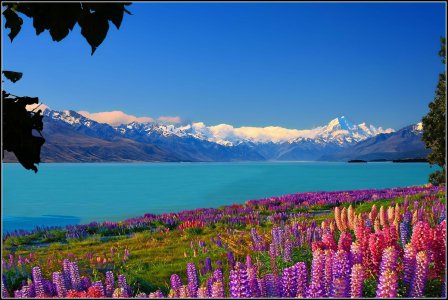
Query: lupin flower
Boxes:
[
  {"xmin": 213, "ymin": 268, "xmax": 223, "ymax": 284},
  {"xmin": 211, "ymin": 281, "xmax": 224, "ymax": 298},
  {"xmin": 376, "ymin": 269, "xmax": 398, "ymax": 298},
  {"xmin": 227, "ymin": 251, "xmax": 235, "ymax": 270},
  {"xmin": 204, "ymin": 257, "xmax": 213, "ymax": 274},
  {"xmin": 369, "ymin": 204, "xmax": 378, "ymax": 222},
  {"xmin": 348, "ymin": 205, "xmax": 355, "ymax": 230},
  {"xmin": 338, "ymin": 231, "xmax": 352, "ymax": 252},
  {"xmin": 322, "ymin": 232, "xmax": 337, "ymax": 251},
  {"xmin": 52, "ymin": 272, "xmax": 67, "ymax": 298},
  {"xmin": 178, "ymin": 285, "xmax": 189, "ymax": 298},
  {"xmin": 269, "ymin": 243, "xmax": 278, "ymax": 275},
  {"xmin": 350, "ymin": 264, "xmax": 364, "ymax": 298},
  {"xmin": 306, "ymin": 248, "xmax": 325, "ymax": 298},
  {"xmin": 264, "ymin": 274, "xmax": 279, "ymax": 297},
  {"xmin": 69, "ymin": 261, "xmax": 81, "ymax": 291},
  {"xmin": 340, "ymin": 207, "xmax": 348, "ymax": 231},
  {"xmin": 376, "ymin": 246, "xmax": 398, "ymax": 298},
  {"xmin": 429, "ymin": 220, "xmax": 446, "ymax": 276},
  {"xmin": 331, "ymin": 250, "xmax": 350, "ymax": 297},
  {"xmin": 105, "ymin": 271, "xmax": 115, "ymax": 298},
  {"xmin": 283, "ymin": 239, "xmax": 293, "ymax": 262},
  {"xmin": 229, "ymin": 262, "xmax": 250, "ymax": 298},
  {"xmin": 197, "ymin": 287, "xmax": 207, "ymax": 298},
  {"xmin": 258, "ymin": 278, "xmax": 267, "ymax": 297},
  {"xmin": 186, "ymin": 262, "xmax": 199, "ymax": 297},
  {"xmin": 349, "ymin": 242, "xmax": 363, "ymax": 265},
  {"xmin": 379, "ymin": 246, "xmax": 398, "ymax": 276},
  {"xmin": 394, "ymin": 203, "xmax": 401, "ymax": 224},
  {"xmin": 379, "ymin": 206, "xmax": 387, "ymax": 227},
  {"xmin": 387, "ymin": 206, "xmax": 395, "ymax": 225},
  {"xmin": 323, "ymin": 249, "xmax": 334, "ymax": 297},
  {"xmin": 399, "ymin": 221, "xmax": 410, "ymax": 246},
  {"xmin": 112, "ymin": 287, "xmax": 123, "ymax": 298},
  {"xmin": 32, "ymin": 266, "xmax": 45, "ymax": 297},
  {"xmin": 410, "ymin": 251, "xmax": 430, "ymax": 297},
  {"xmin": 170, "ymin": 274, "xmax": 182, "ymax": 296},
  {"xmin": 294, "ymin": 262, "xmax": 308, "ymax": 298},
  {"xmin": 369, "ymin": 232, "xmax": 385, "ymax": 276},
  {"xmin": 411, "ymin": 221, "xmax": 431, "ymax": 252},
  {"xmin": 281, "ymin": 267, "xmax": 298, "ymax": 297},
  {"xmin": 335, "ymin": 206, "xmax": 343, "ymax": 232}
]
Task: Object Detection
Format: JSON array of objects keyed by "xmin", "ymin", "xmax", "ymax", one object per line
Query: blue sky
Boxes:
[{"xmin": 2, "ymin": 2, "xmax": 446, "ymax": 130}]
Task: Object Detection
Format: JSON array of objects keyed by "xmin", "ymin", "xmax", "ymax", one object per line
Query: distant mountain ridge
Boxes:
[{"xmin": 3, "ymin": 107, "xmax": 429, "ymax": 163}]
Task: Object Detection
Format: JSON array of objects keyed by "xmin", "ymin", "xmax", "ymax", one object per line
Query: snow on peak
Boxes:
[
  {"xmin": 26, "ymin": 103, "xmax": 50, "ymax": 112},
  {"xmin": 413, "ymin": 122, "xmax": 423, "ymax": 132}
]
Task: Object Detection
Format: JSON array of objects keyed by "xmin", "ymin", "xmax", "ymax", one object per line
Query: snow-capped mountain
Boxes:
[
  {"xmin": 115, "ymin": 115, "xmax": 394, "ymax": 147},
  {"xmin": 6, "ymin": 106, "xmax": 426, "ymax": 163}
]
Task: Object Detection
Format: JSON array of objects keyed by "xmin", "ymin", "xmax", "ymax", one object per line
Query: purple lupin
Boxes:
[
  {"xmin": 52, "ymin": 271, "xmax": 67, "ymax": 297},
  {"xmin": 258, "ymin": 277, "xmax": 267, "ymax": 297},
  {"xmin": 32, "ymin": 266, "xmax": 45, "ymax": 297},
  {"xmin": 229, "ymin": 262, "xmax": 250, "ymax": 298},
  {"xmin": 211, "ymin": 281, "xmax": 224, "ymax": 298},
  {"xmin": 170, "ymin": 274, "xmax": 182, "ymax": 295},
  {"xmin": 186, "ymin": 262, "xmax": 199, "ymax": 297},
  {"xmin": 331, "ymin": 250, "xmax": 350, "ymax": 297},
  {"xmin": 294, "ymin": 262, "xmax": 308, "ymax": 298},
  {"xmin": 307, "ymin": 248, "xmax": 325, "ymax": 298},
  {"xmin": 376, "ymin": 246, "xmax": 398, "ymax": 298},
  {"xmin": 227, "ymin": 251, "xmax": 235, "ymax": 270},
  {"xmin": 281, "ymin": 266, "xmax": 298, "ymax": 297},
  {"xmin": 69, "ymin": 261, "xmax": 81, "ymax": 291},
  {"xmin": 106, "ymin": 271, "xmax": 115, "ymax": 298}
]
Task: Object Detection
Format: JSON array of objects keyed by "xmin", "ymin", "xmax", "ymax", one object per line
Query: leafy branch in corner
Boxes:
[
  {"xmin": 2, "ymin": 3, "xmax": 131, "ymax": 172},
  {"xmin": 2, "ymin": 71, "xmax": 45, "ymax": 172}
]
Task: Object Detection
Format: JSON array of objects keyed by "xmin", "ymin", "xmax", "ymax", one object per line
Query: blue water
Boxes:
[{"xmin": 2, "ymin": 162, "xmax": 437, "ymax": 233}]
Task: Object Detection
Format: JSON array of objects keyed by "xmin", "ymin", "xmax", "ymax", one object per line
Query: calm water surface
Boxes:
[{"xmin": 2, "ymin": 162, "xmax": 437, "ymax": 232}]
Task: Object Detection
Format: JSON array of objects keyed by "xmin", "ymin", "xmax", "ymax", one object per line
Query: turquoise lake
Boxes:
[{"xmin": 2, "ymin": 162, "xmax": 437, "ymax": 233}]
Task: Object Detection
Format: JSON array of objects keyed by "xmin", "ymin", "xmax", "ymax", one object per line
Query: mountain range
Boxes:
[{"xmin": 3, "ymin": 107, "xmax": 430, "ymax": 163}]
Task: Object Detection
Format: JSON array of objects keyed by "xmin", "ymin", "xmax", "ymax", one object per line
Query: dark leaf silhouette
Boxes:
[
  {"xmin": 2, "ymin": 70, "xmax": 23, "ymax": 83},
  {"xmin": 2, "ymin": 91, "xmax": 45, "ymax": 173},
  {"xmin": 2, "ymin": 2, "xmax": 131, "ymax": 52},
  {"xmin": 3, "ymin": 7, "xmax": 23, "ymax": 41},
  {"xmin": 78, "ymin": 11, "xmax": 110, "ymax": 55}
]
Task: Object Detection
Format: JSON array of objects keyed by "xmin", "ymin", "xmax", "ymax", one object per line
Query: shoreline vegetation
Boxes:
[
  {"xmin": 348, "ymin": 158, "xmax": 429, "ymax": 163},
  {"xmin": 2, "ymin": 184, "xmax": 446, "ymax": 298}
]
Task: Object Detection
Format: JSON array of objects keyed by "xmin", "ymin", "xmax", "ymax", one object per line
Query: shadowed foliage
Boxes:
[
  {"xmin": 2, "ymin": 2, "xmax": 131, "ymax": 172},
  {"xmin": 422, "ymin": 37, "xmax": 446, "ymax": 185}
]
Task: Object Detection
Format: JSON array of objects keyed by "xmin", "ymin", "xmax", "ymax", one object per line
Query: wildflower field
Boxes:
[{"xmin": 1, "ymin": 185, "xmax": 446, "ymax": 298}]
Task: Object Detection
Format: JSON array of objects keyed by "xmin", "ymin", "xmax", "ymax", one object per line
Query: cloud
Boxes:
[
  {"xmin": 208, "ymin": 124, "xmax": 312, "ymax": 143},
  {"xmin": 158, "ymin": 116, "xmax": 181, "ymax": 123},
  {"xmin": 78, "ymin": 110, "xmax": 154, "ymax": 126}
]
